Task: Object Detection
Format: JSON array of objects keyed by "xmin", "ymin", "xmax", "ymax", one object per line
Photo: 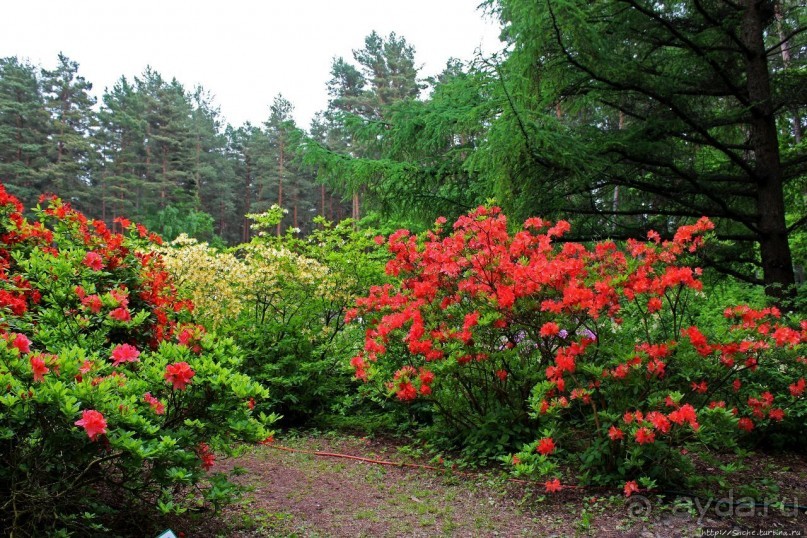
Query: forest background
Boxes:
[{"xmin": 1, "ymin": 1, "xmax": 804, "ymax": 297}]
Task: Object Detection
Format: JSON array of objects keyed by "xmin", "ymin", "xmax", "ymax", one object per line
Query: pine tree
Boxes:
[
  {"xmin": 0, "ymin": 57, "xmax": 51, "ymax": 208},
  {"xmin": 96, "ymin": 76, "xmax": 147, "ymax": 225},
  {"xmin": 40, "ymin": 53, "xmax": 97, "ymax": 213},
  {"xmin": 313, "ymin": 31, "xmax": 425, "ymax": 221},
  {"xmin": 481, "ymin": 0, "xmax": 807, "ymax": 295}
]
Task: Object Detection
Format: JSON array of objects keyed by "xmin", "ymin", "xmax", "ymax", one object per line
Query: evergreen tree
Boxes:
[
  {"xmin": 40, "ymin": 53, "xmax": 97, "ymax": 213},
  {"xmin": 96, "ymin": 75, "xmax": 147, "ymax": 224},
  {"xmin": 0, "ymin": 57, "xmax": 50, "ymax": 208},
  {"xmin": 480, "ymin": 0, "xmax": 807, "ymax": 295},
  {"xmin": 313, "ymin": 31, "xmax": 425, "ymax": 221}
]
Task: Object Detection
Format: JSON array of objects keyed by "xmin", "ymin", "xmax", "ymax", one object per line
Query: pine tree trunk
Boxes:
[
  {"xmin": 277, "ymin": 139, "xmax": 284, "ymax": 237},
  {"xmin": 161, "ymin": 147, "xmax": 168, "ymax": 208},
  {"xmin": 321, "ymin": 185, "xmax": 326, "ymax": 220},
  {"xmin": 195, "ymin": 138, "xmax": 202, "ymax": 204},
  {"xmin": 243, "ymin": 157, "xmax": 252, "ymax": 243},
  {"xmin": 743, "ymin": 1, "xmax": 796, "ymax": 297},
  {"xmin": 352, "ymin": 191, "xmax": 360, "ymax": 222}
]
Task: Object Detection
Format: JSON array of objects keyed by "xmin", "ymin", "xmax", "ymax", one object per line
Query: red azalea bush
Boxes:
[
  {"xmin": 347, "ymin": 206, "xmax": 806, "ymax": 488},
  {"xmin": 0, "ymin": 186, "xmax": 273, "ymax": 534}
]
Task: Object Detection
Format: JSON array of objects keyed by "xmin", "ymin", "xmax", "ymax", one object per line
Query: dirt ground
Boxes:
[{"xmin": 173, "ymin": 433, "xmax": 807, "ymax": 537}]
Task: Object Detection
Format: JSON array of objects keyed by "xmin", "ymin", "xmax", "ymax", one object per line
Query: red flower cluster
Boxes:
[
  {"xmin": 74, "ymin": 409, "xmax": 107, "ymax": 441},
  {"xmin": 536, "ymin": 437, "xmax": 556, "ymax": 456},
  {"xmin": 143, "ymin": 392, "xmax": 165, "ymax": 415},
  {"xmin": 30, "ymin": 355, "xmax": 50, "ymax": 382},
  {"xmin": 624, "ymin": 481, "xmax": 640, "ymax": 497},
  {"xmin": 342, "ymin": 206, "xmax": 805, "ymax": 490},
  {"xmin": 165, "ymin": 361, "xmax": 195, "ymax": 390},
  {"xmin": 348, "ymin": 207, "xmax": 719, "ymax": 400},
  {"xmin": 176, "ymin": 324, "xmax": 206, "ymax": 354},
  {"xmin": 110, "ymin": 344, "xmax": 140, "ymax": 366},
  {"xmin": 197, "ymin": 442, "xmax": 215, "ymax": 470},
  {"xmin": 388, "ymin": 365, "xmax": 435, "ymax": 400}
]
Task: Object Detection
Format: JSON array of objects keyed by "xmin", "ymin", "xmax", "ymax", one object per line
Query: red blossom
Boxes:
[
  {"xmin": 419, "ymin": 368, "xmax": 435, "ymax": 385},
  {"xmin": 647, "ymin": 297, "xmax": 663, "ymax": 313},
  {"xmin": 197, "ymin": 442, "xmax": 215, "ymax": 470},
  {"xmin": 164, "ymin": 362, "xmax": 195, "ymax": 390},
  {"xmin": 395, "ymin": 381, "xmax": 417, "ymax": 401},
  {"xmin": 738, "ymin": 417, "xmax": 754, "ymax": 432},
  {"xmin": 81, "ymin": 294, "xmax": 103, "ymax": 313},
  {"xmin": 540, "ymin": 322, "xmax": 560, "ymax": 337},
  {"xmin": 545, "ymin": 478, "xmax": 563, "ymax": 493},
  {"xmin": 635, "ymin": 427, "xmax": 655, "ymax": 444},
  {"xmin": 82, "ymin": 251, "xmax": 104, "ymax": 271},
  {"xmin": 647, "ymin": 358, "xmax": 666, "ymax": 378},
  {"xmin": 143, "ymin": 392, "xmax": 165, "ymax": 414},
  {"xmin": 624, "ymin": 481, "xmax": 640, "ymax": 497},
  {"xmin": 691, "ymin": 381, "xmax": 708, "ymax": 394},
  {"xmin": 30, "ymin": 355, "xmax": 49, "ymax": 382},
  {"xmin": 789, "ymin": 378, "xmax": 805, "ymax": 397},
  {"xmin": 10, "ymin": 333, "xmax": 31, "ymax": 354},
  {"xmin": 646, "ymin": 412, "xmax": 671, "ymax": 434},
  {"xmin": 608, "ymin": 426, "xmax": 625, "ymax": 441},
  {"xmin": 75, "ymin": 409, "xmax": 107, "ymax": 440},
  {"xmin": 109, "ymin": 307, "xmax": 131, "ymax": 322},
  {"xmin": 537, "ymin": 437, "xmax": 556, "ymax": 456},
  {"xmin": 110, "ymin": 344, "xmax": 140, "ymax": 366}
]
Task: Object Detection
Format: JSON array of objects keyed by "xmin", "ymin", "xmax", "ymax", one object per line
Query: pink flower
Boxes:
[
  {"xmin": 83, "ymin": 251, "xmax": 104, "ymax": 271},
  {"xmin": 11, "ymin": 333, "xmax": 31, "ymax": 354},
  {"xmin": 109, "ymin": 307, "xmax": 131, "ymax": 322},
  {"xmin": 110, "ymin": 344, "xmax": 140, "ymax": 366},
  {"xmin": 165, "ymin": 361, "xmax": 195, "ymax": 390},
  {"xmin": 143, "ymin": 392, "xmax": 165, "ymax": 415},
  {"xmin": 81, "ymin": 295, "xmax": 103, "ymax": 313},
  {"xmin": 75, "ymin": 409, "xmax": 107, "ymax": 440}
]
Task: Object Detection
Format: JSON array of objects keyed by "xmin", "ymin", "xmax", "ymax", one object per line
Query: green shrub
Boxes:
[
  {"xmin": 348, "ymin": 206, "xmax": 806, "ymax": 491},
  {"xmin": 0, "ymin": 187, "xmax": 274, "ymax": 534},
  {"xmin": 157, "ymin": 209, "xmax": 390, "ymax": 428}
]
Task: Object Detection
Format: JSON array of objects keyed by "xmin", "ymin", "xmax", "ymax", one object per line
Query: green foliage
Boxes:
[
  {"xmin": 159, "ymin": 209, "xmax": 391, "ymax": 428},
  {"xmin": 145, "ymin": 204, "xmax": 218, "ymax": 244},
  {"xmin": 478, "ymin": 0, "xmax": 806, "ymax": 292},
  {"xmin": 234, "ymin": 215, "xmax": 389, "ymax": 426}
]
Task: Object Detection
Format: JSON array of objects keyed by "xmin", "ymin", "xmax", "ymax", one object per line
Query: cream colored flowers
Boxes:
[{"xmin": 153, "ymin": 234, "xmax": 335, "ymax": 329}]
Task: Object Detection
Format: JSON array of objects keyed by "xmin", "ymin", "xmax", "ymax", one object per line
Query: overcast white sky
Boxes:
[{"xmin": 2, "ymin": 0, "xmax": 503, "ymax": 130}]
